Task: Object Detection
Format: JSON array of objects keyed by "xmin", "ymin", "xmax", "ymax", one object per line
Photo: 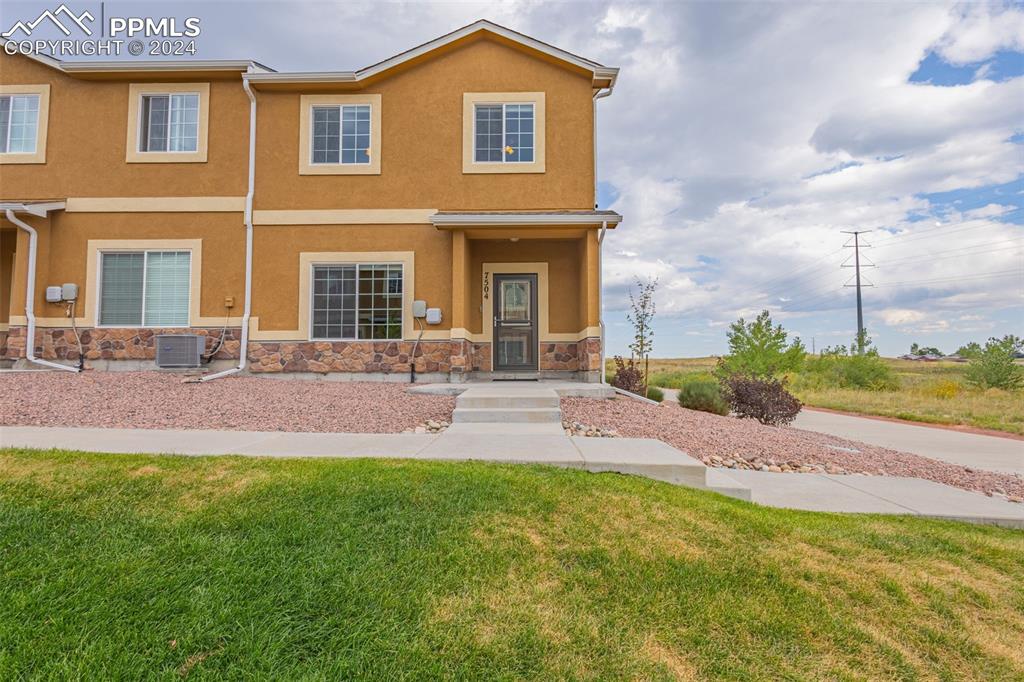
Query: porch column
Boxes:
[{"xmin": 451, "ymin": 230, "xmax": 467, "ymax": 333}]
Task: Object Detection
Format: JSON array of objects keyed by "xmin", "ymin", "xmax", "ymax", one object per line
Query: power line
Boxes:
[
  {"xmin": 841, "ymin": 230, "xmax": 873, "ymax": 353},
  {"xmin": 873, "ymin": 269, "xmax": 1021, "ymax": 288}
]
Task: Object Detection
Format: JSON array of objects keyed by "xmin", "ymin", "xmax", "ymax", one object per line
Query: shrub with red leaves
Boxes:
[
  {"xmin": 721, "ymin": 374, "xmax": 802, "ymax": 426},
  {"xmin": 611, "ymin": 356, "xmax": 645, "ymax": 394}
]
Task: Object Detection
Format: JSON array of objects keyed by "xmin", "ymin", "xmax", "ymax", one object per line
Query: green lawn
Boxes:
[
  {"xmin": 2, "ymin": 449, "xmax": 1023, "ymax": 679},
  {"xmin": 631, "ymin": 357, "xmax": 1024, "ymax": 434}
]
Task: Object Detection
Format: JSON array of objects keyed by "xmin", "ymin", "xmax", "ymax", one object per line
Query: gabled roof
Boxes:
[
  {"xmin": 245, "ymin": 20, "xmax": 618, "ymax": 90},
  {"xmin": 2, "ymin": 20, "xmax": 617, "ymax": 89}
]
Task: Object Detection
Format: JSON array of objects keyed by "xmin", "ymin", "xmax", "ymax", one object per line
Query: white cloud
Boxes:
[{"xmin": 935, "ymin": 6, "xmax": 1024, "ymax": 64}]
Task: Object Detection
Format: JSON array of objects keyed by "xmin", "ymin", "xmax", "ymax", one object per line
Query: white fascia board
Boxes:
[
  {"xmin": 60, "ymin": 60, "xmax": 260, "ymax": 73},
  {"xmin": 431, "ymin": 213, "xmax": 622, "ymax": 226},
  {"xmin": 0, "ymin": 202, "xmax": 67, "ymax": 217}
]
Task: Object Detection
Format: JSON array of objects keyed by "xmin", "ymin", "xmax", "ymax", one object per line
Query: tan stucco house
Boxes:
[{"xmin": 0, "ymin": 21, "xmax": 621, "ymax": 382}]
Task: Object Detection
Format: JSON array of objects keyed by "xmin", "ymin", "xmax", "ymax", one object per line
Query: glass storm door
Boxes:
[{"xmin": 493, "ymin": 273, "xmax": 538, "ymax": 372}]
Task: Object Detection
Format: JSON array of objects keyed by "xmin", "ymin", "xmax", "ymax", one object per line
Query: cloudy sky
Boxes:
[{"xmin": 5, "ymin": 0, "xmax": 1022, "ymax": 357}]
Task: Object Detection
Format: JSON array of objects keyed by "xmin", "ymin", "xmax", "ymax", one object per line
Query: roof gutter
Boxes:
[
  {"xmin": 430, "ymin": 213, "xmax": 621, "ymax": 227},
  {"xmin": 201, "ymin": 74, "xmax": 256, "ymax": 382},
  {"xmin": 4, "ymin": 207, "xmax": 79, "ymax": 373}
]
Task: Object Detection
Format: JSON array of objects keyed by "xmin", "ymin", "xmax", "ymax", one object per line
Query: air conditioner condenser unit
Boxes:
[{"xmin": 155, "ymin": 334, "xmax": 205, "ymax": 368}]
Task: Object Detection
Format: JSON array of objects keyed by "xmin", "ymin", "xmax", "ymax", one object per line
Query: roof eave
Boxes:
[
  {"xmin": 0, "ymin": 201, "xmax": 67, "ymax": 217},
  {"xmin": 431, "ymin": 212, "xmax": 622, "ymax": 228}
]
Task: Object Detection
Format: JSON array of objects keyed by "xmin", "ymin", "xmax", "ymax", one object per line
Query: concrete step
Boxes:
[
  {"xmin": 702, "ymin": 469, "xmax": 753, "ymax": 501},
  {"xmin": 456, "ymin": 393, "xmax": 560, "ymax": 410},
  {"xmin": 453, "ymin": 407, "xmax": 562, "ymax": 424}
]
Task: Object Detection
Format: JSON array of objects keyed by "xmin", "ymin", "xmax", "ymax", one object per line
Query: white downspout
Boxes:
[
  {"xmin": 202, "ymin": 75, "xmax": 256, "ymax": 381},
  {"xmin": 593, "ymin": 87, "xmax": 612, "ymax": 384},
  {"xmin": 5, "ymin": 209, "xmax": 80, "ymax": 372},
  {"xmin": 598, "ymin": 220, "xmax": 608, "ymax": 384}
]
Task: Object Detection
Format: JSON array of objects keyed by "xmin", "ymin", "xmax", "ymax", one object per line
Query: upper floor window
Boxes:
[
  {"xmin": 0, "ymin": 84, "xmax": 49, "ymax": 164},
  {"xmin": 299, "ymin": 94, "xmax": 381, "ymax": 175},
  {"xmin": 0, "ymin": 94, "xmax": 40, "ymax": 154},
  {"xmin": 140, "ymin": 93, "xmax": 199, "ymax": 152},
  {"xmin": 462, "ymin": 92, "xmax": 545, "ymax": 174},
  {"xmin": 126, "ymin": 83, "xmax": 209, "ymax": 163},
  {"xmin": 474, "ymin": 103, "xmax": 534, "ymax": 163},
  {"xmin": 312, "ymin": 105, "xmax": 371, "ymax": 165}
]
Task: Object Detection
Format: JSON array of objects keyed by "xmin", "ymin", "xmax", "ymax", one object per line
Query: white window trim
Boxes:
[
  {"xmin": 299, "ymin": 94, "xmax": 382, "ymax": 175},
  {"xmin": 0, "ymin": 84, "xmax": 49, "ymax": 165},
  {"xmin": 137, "ymin": 92, "xmax": 201, "ymax": 155},
  {"xmin": 472, "ymin": 102, "xmax": 536, "ymax": 165},
  {"xmin": 308, "ymin": 104, "xmax": 373, "ymax": 167},
  {"xmin": 95, "ymin": 249, "xmax": 192, "ymax": 329},
  {"xmin": 462, "ymin": 92, "xmax": 545, "ymax": 174},
  {"xmin": 125, "ymin": 83, "xmax": 209, "ymax": 163},
  {"xmin": 308, "ymin": 261, "xmax": 405, "ymax": 341}
]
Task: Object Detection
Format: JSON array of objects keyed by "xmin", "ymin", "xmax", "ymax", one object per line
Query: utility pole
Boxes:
[{"xmin": 841, "ymin": 230, "xmax": 873, "ymax": 354}]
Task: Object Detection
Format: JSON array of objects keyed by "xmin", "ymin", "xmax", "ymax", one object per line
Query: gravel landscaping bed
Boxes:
[
  {"xmin": 562, "ymin": 397, "xmax": 1024, "ymax": 503},
  {"xmin": 0, "ymin": 372, "xmax": 454, "ymax": 434}
]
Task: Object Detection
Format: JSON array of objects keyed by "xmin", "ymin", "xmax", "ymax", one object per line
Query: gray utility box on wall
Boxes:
[{"xmin": 155, "ymin": 334, "xmax": 205, "ymax": 368}]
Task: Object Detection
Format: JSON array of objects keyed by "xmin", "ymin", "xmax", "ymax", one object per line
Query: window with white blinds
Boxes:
[{"xmin": 99, "ymin": 251, "xmax": 190, "ymax": 326}]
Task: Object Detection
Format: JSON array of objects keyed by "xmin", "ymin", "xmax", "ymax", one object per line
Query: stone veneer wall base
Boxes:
[{"xmin": 2, "ymin": 327, "xmax": 604, "ymax": 383}]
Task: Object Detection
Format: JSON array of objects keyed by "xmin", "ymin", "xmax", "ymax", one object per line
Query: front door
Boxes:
[{"xmin": 493, "ymin": 273, "xmax": 538, "ymax": 372}]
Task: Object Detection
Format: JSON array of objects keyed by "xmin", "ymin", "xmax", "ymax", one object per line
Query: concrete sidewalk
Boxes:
[
  {"xmin": 3, "ymin": 425, "xmax": 1022, "ymax": 528},
  {"xmin": 794, "ymin": 409, "xmax": 1024, "ymax": 475},
  {"xmin": 726, "ymin": 470, "xmax": 1024, "ymax": 528}
]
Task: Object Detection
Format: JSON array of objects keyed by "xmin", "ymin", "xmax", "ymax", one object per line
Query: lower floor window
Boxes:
[
  {"xmin": 99, "ymin": 251, "xmax": 190, "ymax": 326},
  {"xmin": 312, "ymin": 263, "xmax": 402, "ymax": 340}
]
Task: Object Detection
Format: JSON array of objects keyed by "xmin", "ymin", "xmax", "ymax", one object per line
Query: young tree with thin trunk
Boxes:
[{"xmin": 626, "ymin": 277, "xmax": 658, "ymax": 397}]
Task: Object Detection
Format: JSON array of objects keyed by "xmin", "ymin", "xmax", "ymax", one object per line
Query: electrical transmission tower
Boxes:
[{"xmin": 841, "ymin": 230, "xmax": 874, "ymax": 353}]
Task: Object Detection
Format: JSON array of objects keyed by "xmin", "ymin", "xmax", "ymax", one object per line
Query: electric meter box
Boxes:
[
  {"xmin": 45, "ymin": 286, "xmax": 62, "ymax": 303},
  {"xmin": 425, "ymin": 308, "xmax": 442, "ymax": 325},
  {"xmin": 61, "ymin": 283, "xmax": 78, "ymax": 301},
  {"xmin": 412, "ymin": 300, "xmax": 427, "ymax": 318}
]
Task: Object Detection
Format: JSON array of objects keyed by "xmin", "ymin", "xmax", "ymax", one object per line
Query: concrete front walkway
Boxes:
[
  {"xmin": 726, "ymin": 470, "xmax": 1024, "ymax": 528},
  {"xmin": 794, "ymin": 409, "xmax": 1024, "ymax": 476},
  {"xmin": 3, "ymin": 425, "xmax": 1023, "ymax": 528}
]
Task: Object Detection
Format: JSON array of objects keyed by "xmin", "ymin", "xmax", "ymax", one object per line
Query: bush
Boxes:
[
  {"xmin": 716, "ymin": 310, "xmax": 805, "ymax": 379},
  {"xmin": 646, "ymin": 386, "xmax": 665, "ymax": 403},
  {"xmin": 802, "ymin": 348, "xmax": 898, "ymax": 391},
  {"xmin": 721, "ymin": 375, "xmax": 802, "ymax": 426},
  {"xmin": 965, "ymin": 336, "xmax": 1024, "ymax": 390},
  {"xmin": 677, "ymin": 380, "xmax": 730, "ymax": 415},
  {"xmin": 611, "ymin": 356, "xmax": 645, "ymax": 394}
]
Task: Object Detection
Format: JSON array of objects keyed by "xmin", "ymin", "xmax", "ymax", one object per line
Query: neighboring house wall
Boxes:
[{"xmin": 0, "ymin": 52, "xmax": 250, "ymax": 199}]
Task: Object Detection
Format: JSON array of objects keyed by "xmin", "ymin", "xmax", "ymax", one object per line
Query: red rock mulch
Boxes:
[{"xmin": 562, "ymin": 397, "xmax": 1024, "ymax": 502}]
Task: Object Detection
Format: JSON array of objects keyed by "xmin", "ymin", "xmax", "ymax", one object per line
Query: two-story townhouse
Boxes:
[{"xmin": 0, "ymin": 21, "xmax": 621, "ymax": 382}]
